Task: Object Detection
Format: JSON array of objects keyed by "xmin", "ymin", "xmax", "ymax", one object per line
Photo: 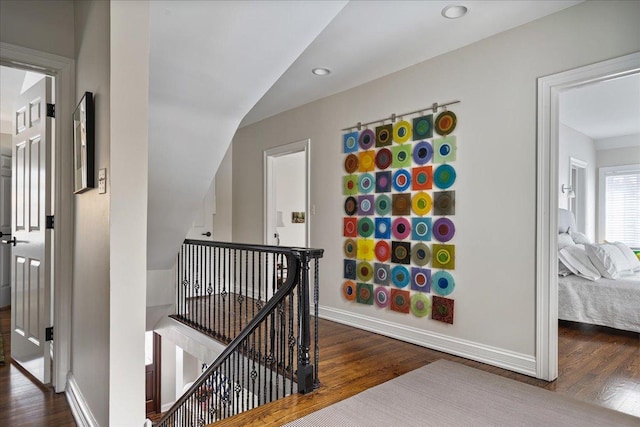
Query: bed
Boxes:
[{"xmin": 557, "ymin": 209, "xmax": 640, "ymax": 333}]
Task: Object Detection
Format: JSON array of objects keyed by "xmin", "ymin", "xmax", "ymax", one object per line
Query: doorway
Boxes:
[
  {"xmin": 536, "ymin": 52, "xmax": 640, "ymax": 381},
  {"xmin": 264, "ymin": 140, "xmax": 310, "ymax": 248}
]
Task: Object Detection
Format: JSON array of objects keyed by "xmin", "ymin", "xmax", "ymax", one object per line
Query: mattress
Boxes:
[{"xmin": 558, "ymin": 272, "xmax": 640, "ymax": 333}]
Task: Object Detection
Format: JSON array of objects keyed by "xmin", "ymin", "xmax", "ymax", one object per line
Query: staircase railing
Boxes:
[{"xmin": 156, "ymin": 240, "xmax": 323, "ymax": 426}]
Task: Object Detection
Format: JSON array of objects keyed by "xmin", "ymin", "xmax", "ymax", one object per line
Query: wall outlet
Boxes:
[{"xmin": 98, "ymin": 168, "xmax": 107, "ymax": 194}]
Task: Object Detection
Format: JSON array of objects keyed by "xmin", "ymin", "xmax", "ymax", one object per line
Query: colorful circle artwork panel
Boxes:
[
  {"xmin": 375, "ymin": 241, "xmax": 391, "ymax": 262},
  {"xmin": 376, "ymin": 124, "xmax": 393, "ymax": 147},
  {"xmin": 375, "ymin": 148, "xmax": 392, "ymax": 170},
  {"xmin": 411, "ymin": 217, "xmax": 432, "ymax": 241},
  {"xmin": 434, "ymin": 136, "xmax": 457, "ymax": 163},
  {"xmin": 412, "ymin": 114, "xmax": 433, "ymax": 140},
  {"xmin": 343, "ymin": 217, "xmax": 357, "ymax": 237},
  {"xmin": 375, "ymin": 217, "xmax": 391, "ymax": 239},
  {"xmin": 433, "ymin": 164, "xmax": 456, "ymax": 189},
  {"xmin": 433, "ymin": 218, "xmax": 455, "ymax": 242},
  {"xmin": 343, "ymin": 259, "xmax": 356, "ymax": 280},
  {"xmin": 357, "ymin": 239, "xmax": 375, "ymax": 261},
  {"xmin": 359, "ymin": 129, "xmax": 375, "ymax": 150},
  {"xmin": 374, "ymin": 262, "xmax": 390, "ymax": 285},
  {"xmin": 411, "ymin": 267, "xmax": 431, "ymax": 293},
  {"xmin": 356, "ymin": 282, "xmax": 374, "ymax": 305},
  {"xmin": 358, "ymin": 173, "xmax": 375, "ymax": 194},
  {"xmin": 412, "ymin": 166, "xmax": 432, "ymax": 191},
  {"xmin": 432, "ymin": 244, "xmax": 455, "ymax": 270},
  {"xmin": 342, "ymin": 280, "xmax": 356, "ymax": 301},
  {"xmin": 434, "ymin": 110, "xmax": 457, "ymax": 135},
  {"xmin": 433, "ymin": 191, "xmax": 455, "ymax": 216},
  {"xmin": 393, "ymin": 120, "xmax": 412, "ymax": 143},
  {"xmin": 376, "ymin": 171, "xmax": 392, "ymax": 193},
  {"xmin": 358, "ymin": 195, "xmax": 375, "ymax": 216},
  {"xmin": 432, "ymin": 295, "xmax": 454, "ymax": 324},
  {"xmin": 375, "ymin": 194, "xmax": 392, "ymax": 216},
  {"xmin": 343, "ymin": 239, "xmax": 356, "ymax": 258},
  {"xmin": 344, "ymin": 196, "xmax": 357, "ymax": 216},
  {"xmin": 412, "ymin": 192, "xmax": 432, "ymax": 216},
  {"xmin": 392, "ymin": 169, "xmax": 411, "ymax": 192},
  {"xmin": 392, "ymin": 193, "xmax": 411, "ymax": 216},
  {"xmin": 358, "ymin": 217, "xmax": 374, "ymax": 238},
  {"xmin": 358, "ymin": 150, "xmax": 375, "ymax": 172},
  {"xmin": 356, "ymin": 261, "xmax": 373, "ymax": 282},
  {"xmin": 343, "ymin": 131, "xmax": 359, "ymax": 153},
  {"xmin": 392, "ymin": 145, "xmax": 412, "ymax": 168},
  {"xmin": 391, "ymin": 241, "xmax": 411, "ymax": 264},
  {"xmin": 344, "ymin": 154, "xmax": 359, "ymax": 173},
  {"xmin": 343, "ymin": 175, "xmax": 358, "ymax": 196},
  {"xmin": 392, "ymin": 217, "xmax": 411, "ymax": 240},
  {"xmin": 413, "ymin": 141, "xmax": 433, "ymax": 165},
  {"xmin": 391, "ymin": 265, "xmax": 410, "ymax": 288},
  {"xmin": 412, "ymin": 242, "xmax": 431, "ymax": 266},
  {"xmin": 411, "ymin": 293, "xmax": 431, "ymax": 318},
  {"xmin": 374, "ymin": 286, "xmax": 390, "ymax": 308},
  {"xmin": 432, "ymin": 271, "xmax": 455, "ymax": 296},
  {"xmin": 390, "ymin": 289, "xmax": 410, "ymax": 314}
]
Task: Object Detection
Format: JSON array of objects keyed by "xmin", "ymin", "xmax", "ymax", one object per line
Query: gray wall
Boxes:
[{"xmin": 232, "ymin": 1, "xmax": 640, "ymax": 363}]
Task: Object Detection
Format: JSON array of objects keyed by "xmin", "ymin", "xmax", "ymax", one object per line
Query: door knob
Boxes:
[
  {"xmin": 2, "ymin": 237, "xmax": 17, "ymax": 246},
  {"xmin": 202, "ymin": 232, "xmax": 212, "ymax": 237}
]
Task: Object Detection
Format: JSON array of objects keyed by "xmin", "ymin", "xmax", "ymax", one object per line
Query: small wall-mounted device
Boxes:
[{"xmin": 98, "ymin": 168, "xmax": 107, "ymax": 194}]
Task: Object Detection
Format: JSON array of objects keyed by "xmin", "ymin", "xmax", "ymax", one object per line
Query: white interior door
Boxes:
[
  {"xmin": 10, "ymin": 76, "xmax": 52, "ymax": 384},
  {"xmin": 185, "ymin": 178, "xmax": 215, "ymax": 240}
]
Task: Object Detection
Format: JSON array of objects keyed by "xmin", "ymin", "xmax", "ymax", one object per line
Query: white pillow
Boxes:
[
  {"xmin": 557, "ymin": 233, "xmax": 575, "ymax": 250},
  {"xmin": 584, "ymin": 243, "xmax": 632, "ymax": 279},
  {"xmin": 558, "ymin": 245, "xmax": 601, "ymax": 281},
  {"xmin": 570, "ymin": 231, "xmax": 591, "ymax": 245},
  {"xmin": 558, "ymin": 260, "xmax": 573, "ymax": 277},
  {"xmin": 610, "ymin": 242, "xmax": 640, "ymax": 272}
]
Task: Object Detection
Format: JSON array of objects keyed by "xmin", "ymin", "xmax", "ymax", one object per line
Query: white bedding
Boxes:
[{"xmin": 558, "ymin": 272, "xmax": 640, "ymax": 333}]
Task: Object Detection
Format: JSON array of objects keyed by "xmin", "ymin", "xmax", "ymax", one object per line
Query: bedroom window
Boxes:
[{"xmin": 599, "ymin": 165, "xmax": 640, "ymax": 248}]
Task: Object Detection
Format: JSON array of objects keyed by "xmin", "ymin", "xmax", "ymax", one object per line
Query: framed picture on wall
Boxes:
[{"xmin": 73, "ymin": 91, "xmax": 95, "ymax": 193}]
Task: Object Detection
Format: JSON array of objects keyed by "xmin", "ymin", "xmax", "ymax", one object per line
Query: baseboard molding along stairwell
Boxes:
[
  {"xmin": 318, "ymin": 306, "xmax": 537, "ymax": 377},
  {"xmin": 66, "ymin": 373, "xmax": 99, "ymax": 427}
]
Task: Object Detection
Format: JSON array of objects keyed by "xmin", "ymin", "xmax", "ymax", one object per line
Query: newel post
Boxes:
[{"xmin": 296, "ymin": 250, "xmax": 314, "ymax": 394}]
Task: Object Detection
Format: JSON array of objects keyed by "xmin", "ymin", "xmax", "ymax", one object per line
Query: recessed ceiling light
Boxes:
[
  {"xmin": 442, "ymin": 5, "xmax": 468, "ymax": 19},
  {"xmin": 312, "ymin": 67, "xmax": 331, "ymax": 76}
]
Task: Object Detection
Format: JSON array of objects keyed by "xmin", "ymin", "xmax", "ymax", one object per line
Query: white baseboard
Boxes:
[
  {"xmin": 65, "ymin": 373, "xmax": 99, "ymax": 427},
  {"xmin": 318, "ymin": 306, "xmax": 537, "ymax": 377},
  {"xmin": 161, "ymin": 401, "xmax": 175, "ymax": 412}
]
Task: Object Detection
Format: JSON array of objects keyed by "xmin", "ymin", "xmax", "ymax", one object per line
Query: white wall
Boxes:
[
  {"xmin": 558, "ymin": 124, "xmax": 596, "ymax": 239},
  {"xmin": 213, "ymin": 145, "xmax": 233, "ymax": 242},
  {"xmin": 275, "ymin": 151, "xmax": 306, "ymax": 247},
  {"xmin": 0, "ymin": 0, "xmax": 75, "ymax": 59},
  {"xmin": 596, "ymin": 134, "xmax": 640, "ymax": 168},
  {"xmin": 232, "ymin": 0, "xmax": 640, "ymax": 371},
  {"xmin": 72, "ymin": 1, "xmax": 110, "ymax": 424}
]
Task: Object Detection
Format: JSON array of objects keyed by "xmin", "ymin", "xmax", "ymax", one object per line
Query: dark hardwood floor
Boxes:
[{"xmin": 1, "ymin": 306, "xmax": 638, "ymax": 426}]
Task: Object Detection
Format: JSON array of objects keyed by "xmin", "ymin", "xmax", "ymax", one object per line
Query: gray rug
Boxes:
[{"xmin": 285, "ymin": 359, "xmax": 639, "ymax": 426}]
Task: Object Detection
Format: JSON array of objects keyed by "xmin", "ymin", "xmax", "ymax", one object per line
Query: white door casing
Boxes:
[
  {"xmin": 10, "ymin": 76, "xmax": 53, "ymax": 384},
  {"xmin": 0, "ymin": 154, "xmax": 11, "ymax": 307}
]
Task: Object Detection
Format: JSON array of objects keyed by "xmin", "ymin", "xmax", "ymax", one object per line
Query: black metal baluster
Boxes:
[{"xmin": 313, "ymin": 256, "xmax": 320, "ymax": 389}]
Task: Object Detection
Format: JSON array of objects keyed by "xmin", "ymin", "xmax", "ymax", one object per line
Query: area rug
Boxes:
[{"xmin": 285, "ymin": 359, "xmax": 639, "ymax": 426}]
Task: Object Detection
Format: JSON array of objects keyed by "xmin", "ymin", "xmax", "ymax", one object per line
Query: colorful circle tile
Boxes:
[
  {"xmin": 343, "ymin": 239, "xmax": 357, "ymax": 258},
  {"xmin": 344, "ymin": 217, "xmax": 357, "ymax": 237},
  {"xmin": 434, "ymin": 111, "xmax": 457, "ymax": 135},
  {"xmin": 342, "ymin": 280, "xmax": 356, "ymax": 301},
  {"xmin": 375, "ymin": 217, "xmax": 391, "ymax": 239},
  {"xmin": 391, "ymin": 241, "xmax": 411, "ymax": 264},
  {"xmin": 375, "ymin": 148, "xmax": 392, "ymax": 170},
  {"xmin": 359, "ymin": 150, "xmax": 375, "ymax": 172},
  {"xmin": 434, "ymin": 191, "xmax": 455, "ymax": 215},
  {"xmin": 432, "ymin": 244, "xmax": 455, "ymax": 269},
  {"xmin": 433, "ymin": 164, "xmax": 456, "ymax": 189},
  {"xmin": 392, "ymin": 193, "xmax": 411, "ymax": 216},
  {"xmin": 412, "ymin": 192, "xmax": 433, "ymax": 216},
  {"xmin": 357, "ymin": 282, "xmax": 374, "ymax": 305},
  {"xmin": 374, "ymin": 286, "xmax": 390, "ymax": 308},
  {"xmin": 390, "ymin": 289, "xmax": 410, "ymax": 314},
  {"xmin": 359, "ymin": 129, "xmax": 375, "ymax": 150},
  {"xmin": 358, "ymin": 173, "xmax": 375, "ymax": 194},
  {"xmin": 376, "ymin": 171, "xmax": 392, "ymax": 193},
  {"xmin": 375, "ymin": 194, "xmax": 392, "ymax": 216},
  {"xmin": 343, "ymin": 132, "xmax": 359, "ymax": 153},
  {"xmin": 392, "ymin": 217, "xmax": 411, "ymax": 240},
  {"xmin": 375, "ymin": 241, "xmax": 391, "ymax": 262},
  {"xmin": 344, "ymin": 154, "xmax": 359, "ymax": 173},
  {"xmin": 412, "ymin": 242, "xmax": 431, "ymax": 266},
  {"xmin": 413, "ymin": 115, "xmax": 433, "ymax": 140},
  {"xmin": 411, "ymin": 293, "xmax": 431, "ymax": 318},
  {"xmin": 356, "ymin": 261, "xmax": 373, "ymax": 282},
  {"xmin": 358, "ymin": 217, "xmax": 374, "ymax": 238},
  {"xmin": 432, "ymin": 271, "xmax": 455, "ymax": 296},
  {"xmin": 433, "ymin": 218, "xmax": 455, "ymax": 242},
  {"xmin": 344, "ymin": 259, "xmax": 356, "ymax": 279},
  {"xmin": 412, "ymin": 166, "xmax": 432, "ymax": 191},
  {"xmin": 413, "ymin": 141, "xmax": 433, "ymax": 165},
  {"xmin": 358, "ymin": 195, "xmax": 375, "ymax": 216},
  {"xmin": 344, "ymin": 196, "xmax": 357, "ymax": 216},
  {"xmin": 374, "ymin": 262, "xmax": 390, "ymax": 285},
  {"xmin": 393, "ymin": 169, "xmax": 411, "ymax": 192},
  {"xmin": 393, "ymin": 120, "xmax": 412, "ymax": 143},
  {"xmin": 411, "ymin": 217, "xmax": 432, "ymax": 241},
  {"xmin": 376, "ymin": 124, "xmax": 393, "ymax": 147},
  {"xmin": 391, "ymin": 265, "xmax": 410, "ymax": 288},
  {"xmin": 411, "ymin": 267, "xmax": 431, "ymax": 293}
]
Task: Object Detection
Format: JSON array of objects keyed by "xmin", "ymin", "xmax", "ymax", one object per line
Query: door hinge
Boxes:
[
  {"xmin": 46, "ymin": 103, "xmax": 55, "ymax": 118},
  {"xmin": 45, "ymin": 326, "xmax": 54, "ymax": 341},
  {"xmin": 46, "ymin": 215, "xmax": 54, "ymax": 229}
]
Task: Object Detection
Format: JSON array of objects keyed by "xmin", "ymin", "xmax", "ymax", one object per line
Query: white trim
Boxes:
[
  {"xmin": 161, "ymin": 401, "xmax": 176, "ymax": 412},
  {"xmin": 0, "ymin": 42, "xmax": 75, "ymax": 392},
  {"xmin": 263, "ymin": 139, "xmax": 311, "ymax": 246},
  {"xmin": 536, "ymin": 52, "xmax": 640, "ymax": 381},
  {"xmin": 66, "ymin": 373, "xmax": 99, "ymax": 427},
  {"xmin": 319, "ymin": 306, "xmax": 536, "ymax": 377}
]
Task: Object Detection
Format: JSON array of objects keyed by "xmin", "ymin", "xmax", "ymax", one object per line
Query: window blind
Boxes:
[{"xmin": 605, "ymin": 168, "xmax": 640, "ymax": 247}]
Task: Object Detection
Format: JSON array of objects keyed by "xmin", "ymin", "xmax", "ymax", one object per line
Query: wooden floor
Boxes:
[
  {"xmin": 1, "ymin": 306, "xmax": 638, "ymax": 426},
  {"xmin": 0, "ymin": 307, "xmax": 76, "ymax": 426}
]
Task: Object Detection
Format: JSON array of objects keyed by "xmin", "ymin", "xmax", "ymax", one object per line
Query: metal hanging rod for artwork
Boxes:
[{"xmin": 341, "ymin": 100, "xmax": 460, "ymax": 132}]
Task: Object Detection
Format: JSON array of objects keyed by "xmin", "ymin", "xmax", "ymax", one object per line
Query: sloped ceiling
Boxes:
[{"xmin": 146, "ymin": 1, "xmax": 347, "ymax": 269}]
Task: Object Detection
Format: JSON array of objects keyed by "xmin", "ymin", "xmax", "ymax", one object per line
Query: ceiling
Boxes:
[{"xmin": 560, "ymin": 73, "xmax": 640, "ymax": 141}]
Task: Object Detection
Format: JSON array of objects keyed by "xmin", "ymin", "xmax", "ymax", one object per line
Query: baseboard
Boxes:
[
  {"xmin": 318, "ymin": 306, "xmax": 537, "ymax": 377},
  {"xmin": 65, "ymin": 373, "xmax": 99, "ymax": 427},
  {"xmin": 161, "ymin": 401, "xmax": 175, "ymax": 412}
]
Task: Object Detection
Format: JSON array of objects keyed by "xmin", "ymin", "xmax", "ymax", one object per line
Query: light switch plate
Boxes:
[{"xmin": 98, "ymin": 168, "xmax": 107, "ymax": 194}]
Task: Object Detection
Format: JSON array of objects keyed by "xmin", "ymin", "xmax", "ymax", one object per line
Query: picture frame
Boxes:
[{"xmin": 73, "ymin": 91, "xmax": 95, "ymax": 193}]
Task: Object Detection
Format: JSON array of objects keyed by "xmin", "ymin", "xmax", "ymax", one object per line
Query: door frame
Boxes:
[
  {"xmin": 0, "ymin": 42, "xmax": 75, "ymax": 392},
  {"xmin": 263, "ymin": 139, "xmax": 310, "ymax": 247},
  {"xmin": 535, "ymin": 51, "xmax": 640, "ymax": 381}
]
